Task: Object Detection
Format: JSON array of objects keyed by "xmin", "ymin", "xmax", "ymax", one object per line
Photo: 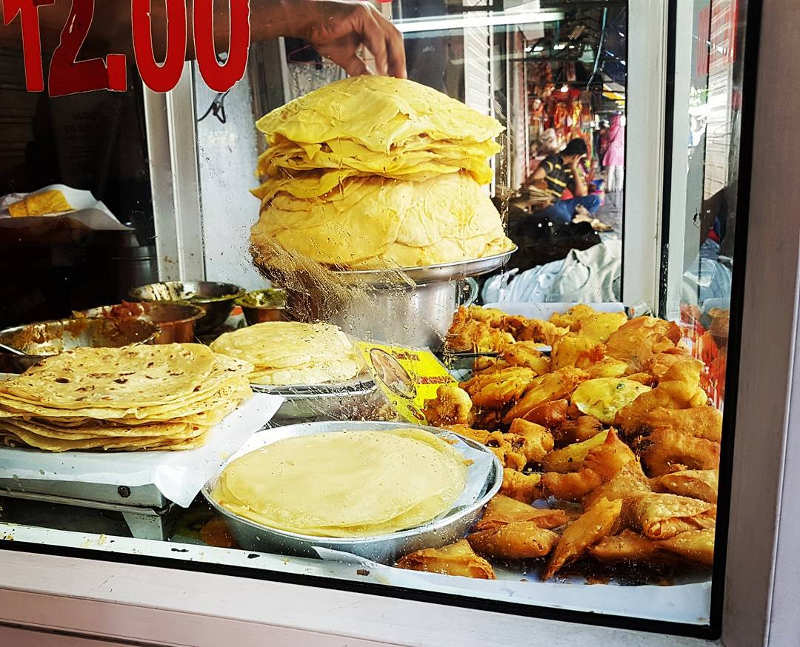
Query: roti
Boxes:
[{"xmin": 212, "ymin": 429, "xmax": 468, "ymax": 537}]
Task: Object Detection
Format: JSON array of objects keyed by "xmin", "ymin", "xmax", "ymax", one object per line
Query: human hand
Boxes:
[{"xmin": 300, "ymin": 0, "xmax": 406, "ymax": 78}]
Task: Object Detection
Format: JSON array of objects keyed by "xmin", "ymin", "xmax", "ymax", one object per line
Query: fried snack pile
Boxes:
[
  {"xmin": 0, "ymin": 344, "xmax": 252, "ymax": 452},
  {"xmin": 210, "ymin": 321, "xmax": 360, "ymax": 386},
  {"xmin": 403, "ymin": 305, "xmax": 721, "ymax": 581},
  {"xmin": 250, "ymin": 76, "xmax": 513, "ymax": 270}
]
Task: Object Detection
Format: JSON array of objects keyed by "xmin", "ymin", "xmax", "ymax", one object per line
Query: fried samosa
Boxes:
[
  {"xmin": 543, "ymin": 497, "xmax": 623, "ymax": 580},
  {"xmin": 582, "ymin": 461, "xmax": 650, "ymax": 509},
  {"xmin": 475, "ymin": 494, "xmax": 567, "ymax": 532},
  {"xmin": 589, "ymin": 529, "xmax": 668, "ymax": 564},
  {"xmin": 397, "ymin": 539, "xmax": 496, "ymax": 579},
  {"xmin": 621, "ymin": 493, "xmax": 716, "ymax": 540},
  {"xmin": 469, "ymin": 522, "xmax": 559, "ymax": 560},
  {"xmin": 650, "ymin": 469, "xmax": 718, "ymax": 503},
  {"xmin": 642, "ymin": 406, "xmax": 722, "ymax": 442},
  {"xmin": 657, "ymin": 528, "xmax": 715, "ymax": 566}
]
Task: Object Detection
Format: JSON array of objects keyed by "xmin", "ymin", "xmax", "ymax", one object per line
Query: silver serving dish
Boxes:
[
  {"xmin": 202, "ymin": 421, "xmax": 503, "ymax": 563},
  {"xmin": 251, "ymin": 377, "xmax": 383, "ymax": 423},
  {"xmin": 0, "ymin": 317, "xmax": 158, "ymax": 373},
  {"xmin": 287, "ymin": 249, "xmax": 516, "ymax": 350},
  {"xmin": 129, "ymin": 281, "xmax": 245, "ymax": 334}
]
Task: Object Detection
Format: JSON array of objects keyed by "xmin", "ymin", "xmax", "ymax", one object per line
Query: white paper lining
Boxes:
[
  {"xmin": 0, "ymin": 184, "xmax": 130, "ymax": 231},
  {"xmin": 0, "ymin": 393, "xmax": 283, "ymax": 507}
]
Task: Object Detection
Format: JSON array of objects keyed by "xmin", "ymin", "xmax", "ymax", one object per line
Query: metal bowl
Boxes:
[
  {"xmin": 129, "ymin": 281, "xmax": 244, "ymax": 334},
  {"xmin": 0, "ymin": 317, "xmax": 158, "ymax": 373},
  {"xmin": 202, "ymin": 421, "xmax": 503, "ymax": 563},
  {"xmin": 80, "ymin": 302, "xmax": 205, "ymax": 344},
  {"xmin": 235, "ymin": 289, "xmax": 289, "ymax": 326}
]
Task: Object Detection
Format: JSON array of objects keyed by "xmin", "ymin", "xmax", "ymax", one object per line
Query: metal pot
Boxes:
[
  {"xmin": 128, "ymin": 281, "xmax": 244, "ymax": 334},
  {"xmin": 285, "ymin": 251, "xmax": 513, "ymax": 350}
]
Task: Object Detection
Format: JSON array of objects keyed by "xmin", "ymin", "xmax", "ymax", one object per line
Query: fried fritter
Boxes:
[
  {"xmin": 500, "ymin": 341, "xmax": 552, "ymax": 375},
  {"xmin": 642, "ymin": 406, "xmax": 722, "ymax": 442},
  {"xmin": 461, "ymin": 366, "xmax": 536, "ymax": 409},
  {"xmin": 521, "ymin": 399, "xmax": 569, "ymax": 429},
  {"xmin": 507, "ymin": 418, "xmax": 554, "ymax": 463},
  {"xmin": 446, "ymin": 318, "xmax": 515, "ymax": 353},
  {"xmin": 501, "ymin": 315, "xmax": 568, "ymax": 346},
  {"xmin": 614, "ymin": 359, "xmax": 708, "ymax": 434},
  {"xmin": 500, "ymin": 468, "xmax": 543, "ymax": 502},
  {"xmin": 422, "ymin": 384, "xmax": 473, "ymax": 427},
  {"xmin": 503, "ymin": 367, "xmax": 588, "ymax": 423},
  {"xmin": 606, "ymin": 316, "xmax": 682, "ymax": 372},
  {"xmin": 555, "ymin": 415, "xmax": 603, "ymax": 445},
  {"xmin": 638, "ymin": 428, "xmax": 721, "ymax": 476}
]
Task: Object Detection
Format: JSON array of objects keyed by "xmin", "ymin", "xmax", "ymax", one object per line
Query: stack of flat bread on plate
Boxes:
[{"xmin": 0, "ymin": 344, "xmax": 252, "ymax": 452}]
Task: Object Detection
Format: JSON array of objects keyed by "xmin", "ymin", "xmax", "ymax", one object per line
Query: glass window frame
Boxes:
[{"xmin": 0, "ymin": 0, "xmax": 779, "ymax": 643}]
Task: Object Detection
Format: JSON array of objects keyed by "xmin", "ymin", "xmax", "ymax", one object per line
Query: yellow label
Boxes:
[{"xmin": 356, "ymin": 342, "xmax": 456, "ymax": 424}]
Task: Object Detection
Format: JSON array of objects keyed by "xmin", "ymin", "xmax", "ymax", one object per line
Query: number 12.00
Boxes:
[{"xmin": 3, "ymin": 0, "xmax": 251, "ymax": 96}]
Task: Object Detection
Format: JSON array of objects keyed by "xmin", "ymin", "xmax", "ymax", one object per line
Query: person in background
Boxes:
[
  {"xmin": 0, "ymin": 0, "xmax": 407, "ymax": 78},
  {"xmin": 596, "ymin": 120, "xmax": 610, "ymax": 170},
  {"xmin": 530, "ymin": 138, "xmax": 601, "ymax": 225},
  {"xmin": 603, "ymin": 114, "xmax": 625, "ymax": 192}
]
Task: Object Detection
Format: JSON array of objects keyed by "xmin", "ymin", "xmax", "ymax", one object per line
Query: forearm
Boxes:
[
  {"xmin": 571, "ymin": 167, "xmax": 589, "ymax": 197},
  {"xmin": 0, "ymin": 0, "xmax": 317, "ymax": 59}
]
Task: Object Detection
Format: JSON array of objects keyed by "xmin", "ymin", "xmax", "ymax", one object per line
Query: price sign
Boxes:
[{"xmin": 3, "ymin": 0, "xmax": 251, "ymax": 96}]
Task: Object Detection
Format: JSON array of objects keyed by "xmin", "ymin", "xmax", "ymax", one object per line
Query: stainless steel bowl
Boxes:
[
  {"xmin": 286, "ymin": 250, "xmax": 514, "ymax": 350},
  {"xmin": 235, "ymin": 289, "xmax": 289, "ymax": 326},
  {"xmin": 202, "ymin": 421, "xmax": 503, "ymax": 562},
  {"xmin": 0, "ymin": 317, "xmax": 158, "ymax": 373},
  {"xmin": 129, "ymin": 281, "xmax": 244, "ymax": 334},
  {"xmin": 80, "ymin": 302, "xmax": 205, "ymax": 344}
]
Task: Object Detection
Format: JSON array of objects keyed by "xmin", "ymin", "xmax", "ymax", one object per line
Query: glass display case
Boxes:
[{"xmin": 2, "ymin": 1, "xmax": 797, "ymax": 645}]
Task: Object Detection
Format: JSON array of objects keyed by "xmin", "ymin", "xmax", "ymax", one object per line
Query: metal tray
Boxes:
[
  {"xmin": 251, "ymin": 377, "xmax": 381, "ymax": 423},
  {"xmin": 331, "ymin": 247, "xmax": 517, "ymax": 285},
  {"xmin": 202, "ymin": 421, "xmax": 502, "ymax": 563}
]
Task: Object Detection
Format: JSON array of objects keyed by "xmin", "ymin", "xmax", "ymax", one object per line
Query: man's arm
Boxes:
[
  {"xmin": 0, "ymin": 0, "xmax": 405, "ymax": 77},
  {"xmin": 569, "ymin": 157, "xmax": 589, "ymax": 197}
]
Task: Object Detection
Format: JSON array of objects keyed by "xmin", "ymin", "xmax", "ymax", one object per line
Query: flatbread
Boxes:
[
  {"xmin": 210, "ymin": 322, "xmax": 361, "ymax": 386},
  {"xmin": 212, "ymin": 429, "xmax": 468, "ymax": 537}
]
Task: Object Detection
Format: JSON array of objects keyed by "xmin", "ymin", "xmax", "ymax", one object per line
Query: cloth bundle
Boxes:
[{"xmin": 250, "ymin": 75, "xmax": 514, "ymax": 270}]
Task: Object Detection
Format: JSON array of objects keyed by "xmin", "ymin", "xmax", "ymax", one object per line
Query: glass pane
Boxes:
[{"xmin": 0, "ymin": 0, "xmax": 757, "ymax": 637}]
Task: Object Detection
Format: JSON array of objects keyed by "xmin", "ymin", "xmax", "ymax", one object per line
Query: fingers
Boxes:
[
  {"xmin": 359, "ymin": 10, "xmax": 389, "ymax": 75},
  {"xmin": 341, "ymin": 53, "xmax": 370, "ymax": 77},
  {"xmin": 384, "ymin": 20, "xmax": 406, "ymax": 78}
]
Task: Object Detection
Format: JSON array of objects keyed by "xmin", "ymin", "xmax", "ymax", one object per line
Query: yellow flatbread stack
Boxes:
[
  {"xmin": 212, "ymin": 428, "xmax": 468, "ymax": 537},
  {"xmin": 250, "ymin": 75, "xmax": 514, "ymax": 270},
  {"xmin": 210, "ymin": 321, "xmax": 361, "ymax": 386},
  {"xmin": 0, "ymin": 344, "xmax": 253, "ymax": 452}
]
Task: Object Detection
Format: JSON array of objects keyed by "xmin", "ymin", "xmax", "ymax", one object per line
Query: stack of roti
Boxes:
[
  {"xmin": 212, "ymin": 428, "xmax": 468, "ymax": 537},
  {"xmin": 250, "ymin": 75, "xmax": 514, "ymax": 270},
  {"xmin": 0, "ymin": 344, "xmax": 252, "ymax": 452},
  {"xmin": 210, "ymin": 321, "xmax": 360, "ymax": 386}
]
